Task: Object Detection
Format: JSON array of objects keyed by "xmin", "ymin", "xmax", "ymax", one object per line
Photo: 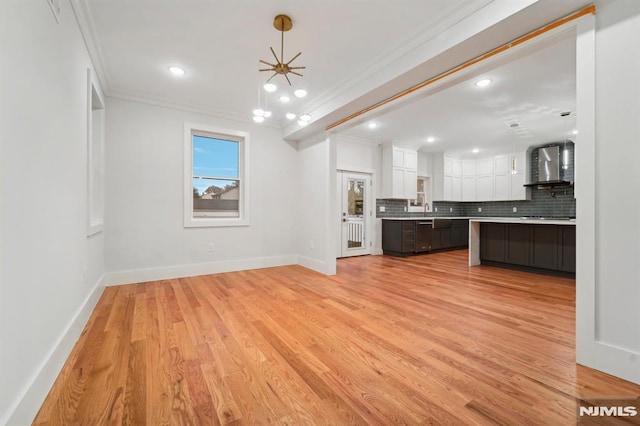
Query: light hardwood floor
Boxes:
[{"xmin": 34, "ymin": 250, "xmax": 640, "ymax": 425}]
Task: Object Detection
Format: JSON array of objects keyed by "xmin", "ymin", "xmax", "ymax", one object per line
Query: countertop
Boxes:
[{"xmin": 382, "ymin": 216, "xmax": 576, "ymax": 225}]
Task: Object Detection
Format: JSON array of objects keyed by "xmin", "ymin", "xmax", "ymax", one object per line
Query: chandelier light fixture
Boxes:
[
  {"xmin": 252, "ymin": 15, "xmax": 311, "ymax": 126},
  {"xmin": 259, "ymin": 14, "xmax": 305, "ymax": 86}
]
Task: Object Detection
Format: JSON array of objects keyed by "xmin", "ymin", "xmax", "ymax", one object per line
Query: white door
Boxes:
[{"xmin": 338, "ymin": 172, "xmax": 372, "ymax": 258}]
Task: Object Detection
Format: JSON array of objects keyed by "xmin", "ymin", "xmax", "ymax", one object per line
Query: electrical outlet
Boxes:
[
  {"xmin": 435, "ymin": 207, "xmax": 438, "ymax": 212},
  {"xmin": 513, "ymin": 207, "xmax": 517, "ymax": 213},
  {"xmin": 478, "ymin": 207, "xmax": 482, "ymax": 212},
  {"xmin": 379, "ymin": 206, "xmax": 386, "ymax": 212},
  {"xmin": 208, "ymin": 242, "xmax": 215, "ymax": 252},
  {"xmin": 403, "ymin": 206, "xmax": 407, "ymax": 212},
  {"xmin": 450, "ymin": 207, "xmax": 453, "ymax": 212}
]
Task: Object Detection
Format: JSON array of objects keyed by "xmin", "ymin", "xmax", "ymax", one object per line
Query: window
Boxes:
[{"xmin": 184, "ymin": 123, "xmax": 250, "ymax": 227}]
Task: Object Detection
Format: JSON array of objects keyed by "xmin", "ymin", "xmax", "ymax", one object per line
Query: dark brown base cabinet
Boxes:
[
  {"xmin": 383, "ymin": 219, "xmax": 468, "ymax": 257},
  {"xmin": 480, "ymin": 223, "xmax": 576, "ymax": 275},
  {"xmin": 382, "ymin": 220, "xmax": 416, "ymax": 256}
]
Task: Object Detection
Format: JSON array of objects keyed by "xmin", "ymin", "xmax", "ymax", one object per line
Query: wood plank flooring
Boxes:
[{"xmin": 34, "ymin": 250, "xmax": 640, "ymax": 425}]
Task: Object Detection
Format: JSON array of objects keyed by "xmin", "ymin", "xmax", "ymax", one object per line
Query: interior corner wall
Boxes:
[
  {"xmin": 586, "ymin": 0, "xmax": 640, "ymax": 383},
  {"xmin": 297, "ymin": 135, "xmax": 337, "ymax": 275},
  {"xmin": 104, "ymin": 98, "xmax": 298, "ymax": 284},
  {"xmin": 0, "ymin": 1, "xmax": 106, "ymax": 424}
]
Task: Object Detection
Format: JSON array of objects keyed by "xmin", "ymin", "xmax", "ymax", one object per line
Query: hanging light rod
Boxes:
[{"xmin": 259, "ymin": 14, "xmax": 306, "ymax": 86}]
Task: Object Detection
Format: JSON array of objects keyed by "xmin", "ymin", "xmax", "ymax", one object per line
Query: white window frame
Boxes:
[{"xmin": 183, "ymin": 123, "xmax": 250, "ymax": 227}]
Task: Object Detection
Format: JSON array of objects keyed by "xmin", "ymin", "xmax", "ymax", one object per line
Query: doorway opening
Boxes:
[{"xmin": 337, "ymin": 171, "xmax": 372, "ymax": 258}]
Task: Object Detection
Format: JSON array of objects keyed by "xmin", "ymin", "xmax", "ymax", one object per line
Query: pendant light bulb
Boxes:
[
  {"xmin": 263, "ymin": 82, "xmax": 277, "ymax": 92},
  {"xmin": 253, "ymin": 115, "xmax": 265, "ymax": 123},
  {"xmin": 252, "ymin": 108, "xmax": 265, "ymax": 117},
  {"xmin": 294, "ymin": 89, "xmax": 307, "ymax": 98},
  {"xmin": 286, "ymin": 112, "xmax": 296, "ymax": 120}
]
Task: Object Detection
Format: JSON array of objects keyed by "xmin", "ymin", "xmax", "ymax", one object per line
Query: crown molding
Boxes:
[
  {"xmin": 107, "ymin": 90, "xmax": 281, "ymax": 129},
  {"xmin": 69, "ymin": 0, "xmax": 112, "ymax": 93}
]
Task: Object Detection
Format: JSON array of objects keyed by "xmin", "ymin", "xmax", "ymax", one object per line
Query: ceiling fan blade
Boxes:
[
  {"xmin": 270, "ymin": 47, "xmax": 280, "ymax": 64},
  {"xmin": 285, "ymin": 52, "xmax": 302, "ymax": 66},
  {"xmin": 259, "ymin": 59, "xmax": 276, "ymax": 67},
  {"xmin": 259, "ymin": 68, "xmax": 275, "ymax": 72},
  {"xmin": 289, "ymin": 71, "xmax": 304, "ymax": 77},
  {"xmin": 288, "ymin": 66, "xmax": 306, "ymax": 70},
  {"xmin": 284, "ymin": 74, "xmax": 292, "ymax": 86}
]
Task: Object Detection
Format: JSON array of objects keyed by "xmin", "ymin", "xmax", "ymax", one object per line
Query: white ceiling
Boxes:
[
  {"xmin": 82, "ymin": 0, "xmax": 491, "ymax": 123},
  {"xmin": 338, "ymin": 33, "xmax": 577, "ymax": 158},
  {"xmin": 78, "ymin": 0, "xmax": 588, "ymax": 151}
]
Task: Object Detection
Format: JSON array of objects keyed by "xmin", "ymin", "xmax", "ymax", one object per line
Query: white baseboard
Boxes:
[
  {"xmin": 578, "ymin": 342, "xmax": 640, "ymax": 386},
  {"xmin": 104, "ymin": 255, "xmax": 298, "ymax": 286},
  {"xmin": 297, "ymin": 255, "xmax": 331, "ymax": 275},
  {"xmin": 372, "ymin": 248, "xmax": 383, "ymax": 255},
  {"xmin": 5, "ymin": 276, "xmax": 105, "ymax": 426}
]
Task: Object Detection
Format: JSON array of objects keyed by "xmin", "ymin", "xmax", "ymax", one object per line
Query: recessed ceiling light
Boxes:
[
  {"xmin": 368, "ymin": 122, "xmax": 377, "ymax": 129},
  {"xmin": 475, "ymin": 78, "xmax": 492, "ymax": 88},
  {"xmin": 263, "ymin": 82, "xmax": 277, "ymax": 92},
  {"xmin": 286, "ymin": 112, "xmax": 296, "ymax": 120},
  {"xmin": 299, "ymin": 113, "xmax": 311, "ymax": 122},
  {"xmin": 263, "ymin": 110, "xmax": 272, "ymax": 118},
  {"xmin": 472, "ymin": 148, "xmax": 480, "ymax": 154},
  {"xmin": 253, "ymin": 115, "xmax": 265, "ymax": 123},
  {"xmin": 297, "ymin": 119, "xmax": 308, "ymax": 127},
  {"xmin": 571, "ymin": 129, "xmax": 578, "ymax": 135},
  {"xmin": 168, "ymin": 66, "xmax": 186, "ymax": 76},
  {"xmin": 294, "ymin": 89, "xmax": 307, "ymax": 98},
  {"xmin": 278, "ymin": 95, "xmax": 290, "ymax": 103},
  {"xmin": 426, "ymin": 136, "xmax": 435, "ymax": 143}
]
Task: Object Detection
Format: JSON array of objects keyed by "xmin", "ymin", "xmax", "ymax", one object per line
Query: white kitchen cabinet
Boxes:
[
  {"xmin": 382, "ymin": 146, "xmax": 419, "ymax": 199},
  {"xmin": 510, "ymin": 152, "xmax": 528, "ymax": 200},
  {"xmin": 452, "ymin": 176, "xmax": 462, "ymax": 201},
  {"xmin": 452, "ymin": 159, "xmax": 463, "ymax": 176},
  {"xmin": 476, "ymin": 157, "xmax": 494, "ymax": 175},
  {"xmin": 494, "ymin": 155, "xmax": 509, "ymax": 174},
  {"xmin": 476, "ymin": 174, "xmax": 493, "ymax": 200},
  {"xmin": 434, "ymin": 151, "xmax": 528, "ymax": 202},
  {"xmin": 494, "ymin": 172, "xmax": 510, "ymax": 200},
  {"xmin": 462, "ymin": 176, "xmax": 476, "ymax": 201},
  {"xmin": 463, "ymin": 159, "xmax": 476, "ymax": 176}
]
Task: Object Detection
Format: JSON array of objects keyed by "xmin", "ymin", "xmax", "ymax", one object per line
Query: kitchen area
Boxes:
[
  {"xmin": 336, "ymin": 31, "xmax": 578, "ymax": 278},
  {"xmin": 378, "ymin": 141, "xmax": 576, "ymax": 276}
]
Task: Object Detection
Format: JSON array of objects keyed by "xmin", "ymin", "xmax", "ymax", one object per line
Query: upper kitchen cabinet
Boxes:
[
  {"xmin": 433, "ymin": 151, "xmax": 529, "ymax": 202},
  {"xmin": 433, "ymin": 154, "xmax": 461, "ymax": 201},
  {"xmin": 493, "ymin": 152, "xmax": 528, "ymax": 201},
  {"xmin": 381, "ymin": 146, "xmax": 418, "ymax": 199}
]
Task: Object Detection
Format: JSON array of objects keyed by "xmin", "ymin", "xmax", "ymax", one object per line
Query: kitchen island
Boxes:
[{"xmin": 469, "ymin": 217, "xmax": 576, "ymax": 275}]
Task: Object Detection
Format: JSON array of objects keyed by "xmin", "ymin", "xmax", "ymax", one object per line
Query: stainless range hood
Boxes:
[{"xmin": 524, "ymin": 145, "xmax": 572, "ymax": 187}]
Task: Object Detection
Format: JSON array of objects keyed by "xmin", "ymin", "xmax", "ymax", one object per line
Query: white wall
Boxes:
[
  {"xmin": 104, "ymin": 98, "xmax": 298, "ymax": 284},
  {"xmin": 575, "ymin": 0, "xmax": 640, "ymax": 384},
  {"xmin": 0, "ymin": 1, "xmax": 105, "ymax": 423},
  {"xmin": 297, "ymin": 136, "xmax": 337, "ymax": 274}
]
